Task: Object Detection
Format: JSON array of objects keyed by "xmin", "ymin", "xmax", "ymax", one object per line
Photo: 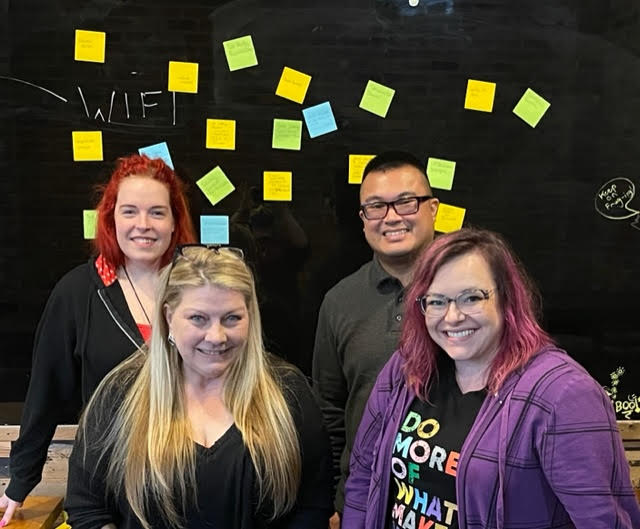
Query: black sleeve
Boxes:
[
  {"xmin": 311, "ymin": 295, "xmax": 347, "ymax": 492},
  {"xmin": 6, "ymin": 270, "xmax": 84, "ymax": 502},
  {"xmin": 279, "ymin": 369, "xmax": 334, "ymax": 529},
  {"xmin": 65, "ymin": 389, "xmax": 120, "ymax": 529}
]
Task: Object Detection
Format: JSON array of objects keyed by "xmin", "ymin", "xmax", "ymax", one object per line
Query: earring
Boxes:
[{"xmin": 168, "ymin": 332, "xmax": 176, "ymax": 346}]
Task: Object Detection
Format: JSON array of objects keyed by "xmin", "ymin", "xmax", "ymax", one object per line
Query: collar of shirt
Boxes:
[{"xmin": 369, "ymin": 256, "xmax": 403, "ymax": 295}]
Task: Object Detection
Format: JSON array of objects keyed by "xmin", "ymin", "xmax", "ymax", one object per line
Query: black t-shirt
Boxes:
[{"xmin": 388, "ymin": 359, "xmax": 485, "ymax": 529}]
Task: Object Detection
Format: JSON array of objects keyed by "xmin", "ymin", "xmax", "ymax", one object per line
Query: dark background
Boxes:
[{"xmin": 1, "ymin": 0, "xmax": 639, "ymax": 420}]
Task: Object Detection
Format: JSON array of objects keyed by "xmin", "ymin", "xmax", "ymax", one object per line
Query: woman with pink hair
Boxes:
[{"xmin": 342, "ymin": 228, "xmax": 639, "ymax": 529}]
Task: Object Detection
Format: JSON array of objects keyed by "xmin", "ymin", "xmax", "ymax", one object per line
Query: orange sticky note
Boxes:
[
  {"xmin": 348, "ymin": 154, "xmax": 376, "ymax": 184},
  {"xmin": 264, "ymin": 171, "xmax": 292, "ymax": 201},
  {"xmin": 434, "ymin": 203, "xmax": 466, "ymax": 233},
  {"xmin": 464, "ymin": 79, "xmax": 496, "ymax": 112},
  {"xmin": 72, "ymin": 131, "xmax": 103, "ymax": 161},
  {"xmin": 74, "ymin": 30, "xmax": 106, "ymax": 63},
  {"xmin": 276, "ymin": 67, "xmax": 312, "ymax": 104},
  {"xmin": 168, "ymin": 61, "xmax": 199, "ymax": 93},
  {"xmin": 206, "ymin": 119, "xmax": 236, "ymax": 150}
]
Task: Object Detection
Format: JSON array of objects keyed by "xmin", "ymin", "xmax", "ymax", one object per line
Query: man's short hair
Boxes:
[{"xmin": 362, "ymin": 151, "xmax": 426, "ymax": 182}]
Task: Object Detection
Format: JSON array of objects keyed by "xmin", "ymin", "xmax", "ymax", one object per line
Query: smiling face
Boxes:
[
  {"xmin": 424, "ymin": 251, "xmax": 503, "ymax": 374},
  {"xmin": 114, "ymin": 176, "xmax": 175, "ymax": 268},
  {"xmin": 165, "ymin": 284, "xmax": 249, "ymax": 386},
  {"xmin": 359, "ymin": 165, "xmax": 438, "ymax": 265}
]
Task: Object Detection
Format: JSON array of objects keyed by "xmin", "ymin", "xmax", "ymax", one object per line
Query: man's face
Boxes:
[{"xmin": 359, "ymin": 165, "xmax": 439, "ymax": 263}]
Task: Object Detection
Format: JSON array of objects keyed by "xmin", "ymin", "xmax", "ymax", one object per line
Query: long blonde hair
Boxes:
[{"xmin": 79, "ymin": 247, "xmax": 302, "ymax": 529}]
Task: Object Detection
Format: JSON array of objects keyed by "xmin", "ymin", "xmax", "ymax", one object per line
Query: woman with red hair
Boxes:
[
  {"xmin": 343, "ymin": 228, "xmax": 639, "ymax": 529},
  {"xmin": 0, "ymin": 154, "xmax": 196, "ymax": 524}
]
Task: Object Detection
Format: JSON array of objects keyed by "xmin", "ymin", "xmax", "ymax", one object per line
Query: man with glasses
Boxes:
[{"xmin": 312, "ymin": 152, "xmax": 439, "ymax": 528}]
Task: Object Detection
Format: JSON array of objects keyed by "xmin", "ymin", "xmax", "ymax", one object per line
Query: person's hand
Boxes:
[
  {"xmin": 329, "ymin": 511, "xmax": 340, "ymax": 529},
  {"xmin": 0, "ymin": 493, "xmax": 23, "ymax": 526}
]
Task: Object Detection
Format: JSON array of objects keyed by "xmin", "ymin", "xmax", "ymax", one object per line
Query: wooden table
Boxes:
[{"xmin": 5, "ymin": 496, "xmax": 63, "ymax": 529}]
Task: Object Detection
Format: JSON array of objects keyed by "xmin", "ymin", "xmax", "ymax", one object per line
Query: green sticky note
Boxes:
[
  {"xmin": 359, "ymin": 80, "xmax": 395, "ymax": 118},
  {"xmin": 513, "ymin": 88, "xmax": 550, "ymax": 128},
  {"xmin": 196, "ymin": 166, "xmax": 235, "ymax": 206},
  {"xmin": 272, "ymin": 119, "xmax": 302, "ymax": 150},
  {"xmin": 223, "ymin": 35, "xmax": 258, "ymax": 71},
  {"xmin": 426, "ymin": 157, "xmax": 457, "ymax": 191},
  {"xmin": 83, "ymin": 209, "xmax": 97, "ymax": 239}
]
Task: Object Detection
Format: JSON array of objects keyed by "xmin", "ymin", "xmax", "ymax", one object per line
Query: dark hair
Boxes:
[
  {"xmin": 401, "ymin": 228, "xmax": 553, "ymax": 397},
  {"xmin": 94, "ymin": 154, "xmax": 196, "ymax": 268},
  {"xmin": 362, "ymin": 151, "xmax": 427, "ymax": 182}
]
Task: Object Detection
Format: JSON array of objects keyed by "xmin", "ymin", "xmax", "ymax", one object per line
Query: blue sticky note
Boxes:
[
  {"xmin": 200, "ymin": 215, "xmax": 229, "ymax": 244},
  {"xmin": 302, "ymin": 102, "xmax": 337, "ymax": 139},
  {"xmin": 139, "ymin": 142, "xmax": 174, "ymax": 169}
]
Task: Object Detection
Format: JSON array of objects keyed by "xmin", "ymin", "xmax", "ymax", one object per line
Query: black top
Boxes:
[
  {"xmin": 312, "ymin": 257, "xmax": 404, "ymax": 511},
  {"xmin": 7, "ymin": 258, "xmax": 144, "ymax": 502},
  {"xmin": 65, "ymin": 365, "xmax": 334, "ymax": 529},
  {"xmin": 388, "ymin": 358, "xmax": 485, "ymax": 529}
]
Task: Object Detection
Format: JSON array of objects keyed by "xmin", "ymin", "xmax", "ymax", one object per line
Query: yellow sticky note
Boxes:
[
  {"xmin": 348, "ymin": 154, "xmax": 376, "ymax": 184},
  {"xmin": 74, "ymin": 30, "xmax": 106, "ymax": 63},
  {"xmin": 206, "ymin": 119, "xmax": 236, "ymax": 150},
  {"xmin": 464, "ymin": 79, "xmax": 496, "ymax": 113},
  {"xmin": 264, "ymin": 171, "xmax": 292, "ymax": 201},
  {"xmin": 276, "ymin": 67, "xmax": 312, "ymax": 104},
  {"xmin": 513, "ymin": 88, "xmax": 550, "ymax": 128},
  {"xmin": 72, "ymin": 131, "xmax": 103, "ymax": 161},
  {"xmin": 196, "ymin": 166, "xmax": 235, "ymax": 206},
  {"xmin": 168, "ymin": 61, "xmax": 199, "ymax": 93},
  {"xmin": 426, "ymin": 158, "xmax": 457, "ymax": 191},
  {"xmin": 434, "ymin": 203, "xmax": 466, "ymax": 233},
  {"xmin": 83, "ymin": 210, "xmax": 97, "ymax": 239}
]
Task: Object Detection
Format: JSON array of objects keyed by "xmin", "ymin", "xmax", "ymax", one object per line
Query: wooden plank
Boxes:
[
  {"xmin": 2, "ymin": 496, "xmax": 62, "ymax": 529},
  {"xmin": 0, "ymin": 425, "xmax": 77, "ymax": 442},
  {"xmin": 619, "ymin": 421, "xmax": 640, "ymax": 441}
]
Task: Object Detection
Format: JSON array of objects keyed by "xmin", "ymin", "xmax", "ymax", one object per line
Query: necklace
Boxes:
[{"xmin": 123, "ymin": 265, "xmax": 152, "ymax": 325}]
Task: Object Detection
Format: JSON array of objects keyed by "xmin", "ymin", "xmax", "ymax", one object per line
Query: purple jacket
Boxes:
[{"xmin": 342, "ymin": 346, "xmax": 640, "ymax": 529}]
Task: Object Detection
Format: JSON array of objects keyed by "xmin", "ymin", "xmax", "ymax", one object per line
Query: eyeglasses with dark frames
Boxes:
[
  {"xmin": 360, "ymin": 195, "xmax": 434, "ymax": 220},
  {"xmin": 172, "ymin": 244, "xmax": 245, "ymax": 263},
  {"xmin": 416, "ymin": 288, "xmax": 494, "ymax": 317}
]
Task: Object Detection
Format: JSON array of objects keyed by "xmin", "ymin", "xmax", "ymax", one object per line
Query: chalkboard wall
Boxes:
[{"xmin": 1, "ymin": 0, "xmax": 639, "ymax": 420}]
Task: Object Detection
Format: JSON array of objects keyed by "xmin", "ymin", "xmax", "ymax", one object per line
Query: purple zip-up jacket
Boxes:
[{"xmin": 342, "ymin": 346, "xmax": 640, "ymax": 529}]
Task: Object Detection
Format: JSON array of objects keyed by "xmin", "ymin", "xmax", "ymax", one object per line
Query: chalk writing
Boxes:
[
  {"xmin": 594, "ymin": 177, "xmax": 639, "ymax": 222},
  {"xmin": 605, "ymin": 367, "xmax": 640, "ymax": 420}
]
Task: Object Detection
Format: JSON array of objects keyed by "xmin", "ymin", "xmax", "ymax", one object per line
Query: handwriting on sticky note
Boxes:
[
  {"xmin": 200, "ymin": 215, "xmax": 230, "ymax": 244},
  {"xmin": 434, "ymin": 203, "xmax": 466, "ymax": 233},
  {"xmin": 348, "ymin": 154, "xmax": 376, "ymax": 184},
  {"xmin": 139, "ymin": 142, "xmax": 174, "ymax": 169},
  {"xmin": 264, "ymin": 172, "xmax": 292, "ymax": 201},
  {"xmin": 302, "ymin": 102, "xmax": 337, "ymax": 139},
  {"xmin": 272, "ymin": 119, "xmax": 302, "ymax": 150},
  {"xmin": 74, "ymin": 30, "xmax": 106, "ymax": 63},
  {"xmin": 426, "ymin": 158, "xmax": 457, "ymax": 191},
  {"xmin": 513, "ymin": 88, "xmax": 550, "ymax": 128},
  {"xmin": 197, "ymin": 166, "xmax": 235, "ymax": 206},
  {"xmin": 359, "ymin": 81, "xmax": 395, "ymax": 118},
  {"xmin": 72, "ymin": 131, "xmax": 103, "ymax": 161},
  {"xmin": 276, "ymin": 67, "xmax": 312, "ymax": 104},
  {"xmin": 83, "ymin": 210, "xmax": 97, "ymax": 239},
  {"xmin": 206, "ymin": 119, "xmax": 236, "ymax": 150},
  {"xmin": 223, "ymin": 36, "xmax": 258, "ymax": 71},
  {"xmin": 168, "ymin": 61, "xmax": 199, "ymax": 93},
  {"xmin": 464, "ymin": 79, "xmax": 496, "ymax": 113}
]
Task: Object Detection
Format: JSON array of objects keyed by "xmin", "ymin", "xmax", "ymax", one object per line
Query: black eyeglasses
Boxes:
[
  {"xmin": 172, "ymin": 244, "xmax": 245, "ymax": 263},
  {"xmin": 417, "ymin": 288, "xmax": 494, "ymax": 317},
  {"xmin": 360, "ymin": 195, "xmax": 433, "ymax": 220}
]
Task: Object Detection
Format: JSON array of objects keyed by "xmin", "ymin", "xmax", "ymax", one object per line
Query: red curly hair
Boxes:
[{"xmin": 93, "ymin": 154, "xmax": 196, "ymax": 268}]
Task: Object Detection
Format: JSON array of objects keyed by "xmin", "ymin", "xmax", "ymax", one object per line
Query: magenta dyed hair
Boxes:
[{"xmin": 400, "ymin": 228, "xmax": 553, "ymax": 398}]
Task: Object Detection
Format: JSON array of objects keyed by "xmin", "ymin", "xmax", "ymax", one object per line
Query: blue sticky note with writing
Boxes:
[
  {"xmin": 200, "ymin": 215, "xmax": 229, "ymax": 244},
  {"xmin": 302, "ymin": 102, "xmax": 337, "ymax": 139},
  {"xmin": 139, "ymin": 142, "xmax": 174, "ymax": 169}
]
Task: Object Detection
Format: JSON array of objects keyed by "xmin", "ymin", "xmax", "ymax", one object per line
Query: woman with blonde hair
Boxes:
[{"xmin": 65, "ymin": 245, "xmax": 333, "ymax": 529}]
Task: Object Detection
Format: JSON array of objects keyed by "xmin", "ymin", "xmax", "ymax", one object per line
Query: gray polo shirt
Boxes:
[{"xmin": 312, "ymin": 257, "xmax": 404, "ymax": 512}]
